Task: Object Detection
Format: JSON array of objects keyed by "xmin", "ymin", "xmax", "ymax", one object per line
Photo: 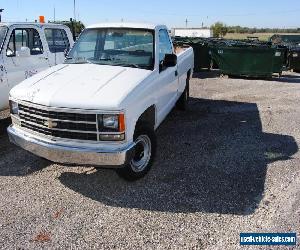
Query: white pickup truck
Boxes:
[
  {"xmin": 0, "ymin": 22, "xmax": 74, "ymax": 111},
  {"xmin": 8, "ymin": 23, "xmax": 194, "ymax": 181}
]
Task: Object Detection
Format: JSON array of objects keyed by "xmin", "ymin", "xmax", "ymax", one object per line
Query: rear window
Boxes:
[{"xmin": 45, "ymin": 28, "xmax": 70, "ymax": 53}]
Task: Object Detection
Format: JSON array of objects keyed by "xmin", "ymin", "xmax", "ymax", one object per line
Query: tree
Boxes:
[
  {"xmin": 49, "ymin": 20, "xmax": 85, "ymax": 38},
  {"xmin": 211, "ymin": 22, "xmax": 228, "ymax": 38}
]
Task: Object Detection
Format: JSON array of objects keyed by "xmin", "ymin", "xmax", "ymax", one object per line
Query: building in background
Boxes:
[{"xmin": 171, "ymin": 28, "xmax": 212, "ymax": 38}]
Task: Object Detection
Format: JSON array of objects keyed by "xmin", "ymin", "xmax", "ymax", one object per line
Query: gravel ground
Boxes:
[{"xmin": 0, "ymin": 71, "xmax": 300, "ymax": 249}]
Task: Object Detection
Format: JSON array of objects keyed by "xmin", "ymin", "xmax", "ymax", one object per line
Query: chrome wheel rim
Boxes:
[{"xmin": 130, "ymin": 135, "xmax": 151, "ymax": 173}]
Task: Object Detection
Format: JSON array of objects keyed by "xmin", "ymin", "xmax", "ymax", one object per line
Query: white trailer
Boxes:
[{"xmin": 172, "ymin": 28, "xmax": 212, "ymax": 38}]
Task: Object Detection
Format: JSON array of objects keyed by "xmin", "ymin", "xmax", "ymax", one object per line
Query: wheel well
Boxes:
[{"xmin": 136, "ymin": 105, "xmax": 156, "ymax": 129}]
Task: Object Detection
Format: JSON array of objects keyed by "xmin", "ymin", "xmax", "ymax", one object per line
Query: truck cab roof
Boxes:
[
  {"xmin": 86, "ymin": 22, "xmax": 167, "ymax": 31},
  {"xmin": 0, "ymin": 22, "xmax": 69, "ymax": 29}
]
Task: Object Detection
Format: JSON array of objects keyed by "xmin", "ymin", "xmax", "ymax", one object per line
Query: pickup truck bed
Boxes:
[{"xmin": 175, "ymin": 46, "xmax": 194, "ymax": 92}]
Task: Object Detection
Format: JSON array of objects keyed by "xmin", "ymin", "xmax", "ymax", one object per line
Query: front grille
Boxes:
[
  {"xmin": 18, "ymin": 103, "xmax": 98, "ymax": 141},
  {"xmin": 19, "ymin": 104, "xmax": 96, "ymax": 122}
]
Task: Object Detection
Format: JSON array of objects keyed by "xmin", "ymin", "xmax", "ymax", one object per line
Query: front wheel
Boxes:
[{"xmin": 116, "ymin": 124, "xmax": 156, "ymax": 181}]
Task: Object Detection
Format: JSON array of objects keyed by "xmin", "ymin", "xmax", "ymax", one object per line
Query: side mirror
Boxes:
[
  {"xmin": 17, "ymin": 47, "xmax": 31, "ymax": 57},
  {"xmin": 163, "ymin": 54, "xmax": 177, "ymax": 67}
]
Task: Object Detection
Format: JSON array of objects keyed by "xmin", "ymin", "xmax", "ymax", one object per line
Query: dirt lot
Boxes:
[{"xmin": 0, "ymin": 72, "xmax": 300, "ymax": 249}]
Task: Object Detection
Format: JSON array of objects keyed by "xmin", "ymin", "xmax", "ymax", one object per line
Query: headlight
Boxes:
[
  {"xmin": 9, "ymin": 100, "xmax": 19, "ymax": 115},
  {"xmin": 97, "ymin": 113, "xmax": 125, "ymax": 133},
  {"xmin": 103, "ymin": 115, "xmax": 119, "ymax": 130},
  {"xmin": 97, "ymin": 114, "xmax": 125, "ymax": 141}
]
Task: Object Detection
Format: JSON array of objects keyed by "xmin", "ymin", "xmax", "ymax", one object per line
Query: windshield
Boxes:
[
  {"xmin": 66, "ymin": 28, "xmax": 154, "ymax": 70},
  {"xmin": 0, "ymin": 26, "xmax": 8, "ymax": 52}
]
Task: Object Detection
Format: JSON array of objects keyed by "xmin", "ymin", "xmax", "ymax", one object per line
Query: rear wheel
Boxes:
[
  {"xmin": 176, "ymin": 78, "xmax": 190, "ymax": 111},
  {"xmin": 117, "ymin": 124, "xmax": 156, "ymax": 181}
]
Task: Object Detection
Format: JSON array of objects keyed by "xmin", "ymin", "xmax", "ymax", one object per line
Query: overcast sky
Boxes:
[{"xmin": 1, "ymin": 0, "xmax": 299, "ymax": 28}]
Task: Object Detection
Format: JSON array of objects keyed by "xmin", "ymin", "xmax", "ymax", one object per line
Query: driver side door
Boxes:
[{"xmin": 156, "ymin": 29, "xmax": 178, "ymax": 124}]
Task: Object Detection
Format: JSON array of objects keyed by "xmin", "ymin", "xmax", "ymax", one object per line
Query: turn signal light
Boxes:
[{"xmin": 119, "ymin": 113, "xmax": 125, "ymax": 132}]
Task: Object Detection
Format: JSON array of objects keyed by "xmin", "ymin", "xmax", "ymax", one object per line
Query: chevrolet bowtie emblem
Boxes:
[{"xmin": 44, "ymin": 119, "xmax": 58, "ymax": 129}]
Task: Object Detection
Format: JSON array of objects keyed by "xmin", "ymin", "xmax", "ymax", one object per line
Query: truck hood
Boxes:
[{"xmin": 10, "ymin": 64, "xmax": 152, "ymax": 110}]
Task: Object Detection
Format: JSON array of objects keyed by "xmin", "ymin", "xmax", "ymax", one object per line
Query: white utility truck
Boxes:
[
  {"xmin": 8, "ymin": 23, "xmax": 194, "ymax": 181},
  {"xmin": 0, "ymin": 22, "xmax": 74, "ymax": 111}
]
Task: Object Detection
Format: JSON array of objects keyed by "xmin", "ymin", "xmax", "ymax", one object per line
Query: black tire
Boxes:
[
  {"xmin": 116, "ymin": 124, "xmax": 156, "ymax": 181},
  {"xmin": 176, "ymin": 78, "xmax": 189, "ymax": 111}
]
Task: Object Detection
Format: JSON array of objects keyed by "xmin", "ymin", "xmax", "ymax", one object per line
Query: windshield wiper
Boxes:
[
  {"xmin": 113, "ymin": 63, "xmax": 142, "ymax": 69},
  {"xmin": 64, "ymin": 57, "xmax": 91, "ymax": 64},
  {"xmin": 98, "ymin": 58, "xmax": 112, "ymax": 61},
  {"xmin": 65, "ymin": 61, "xmax": 90, "ymax": 64}
]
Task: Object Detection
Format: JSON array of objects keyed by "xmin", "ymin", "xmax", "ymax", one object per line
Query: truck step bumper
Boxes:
[{"xmin": 7, "ymin": 126, "xmax": 135, "ymax": 167}]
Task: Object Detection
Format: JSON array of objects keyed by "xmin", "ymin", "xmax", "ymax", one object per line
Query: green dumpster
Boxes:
[
  {"xmin": 190, "ymin": 41, "xmax": 211, "ymax": 72},
  {"xmin": 210, "ymin": 44, "xmax": 287, "ymax": 78},
  {"xmin": 289, "ymin": 48, "xmax": 300, "ymax": 72},
  {"xmin": 270, "ymin": 34, "xmax": 300, "ymax": 72},
  {"xmin": 272, "ymin": 47, "xmax": 288, "ymax": 74},
  {"xmin": 173, "ymin": 37, "xmax": 212, "ymax": 72},
  {"xmin": 270, "ymin": 34, "xmax": 300, "ymax": 45}
]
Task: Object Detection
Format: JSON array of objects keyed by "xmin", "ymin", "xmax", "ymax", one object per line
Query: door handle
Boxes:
[{"xmin": 175, "ymin": 70, "xmax": 178, "ymax": 77}]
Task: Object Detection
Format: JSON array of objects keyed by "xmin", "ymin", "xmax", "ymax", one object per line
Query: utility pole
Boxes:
[
  {"xmin": 73, "ymin": 0, "xmax": 76, "ymax": 21},
  {"xmin": 185, "ymin": 18, "xmax": 188, "ymax": 28},
  {"xmin": 0, "ymin": 9, "xmax": 4, "ymax": 23},
  {"xmin": 54, "ymin": 6, "xmax": 56, "ymax": 22}
]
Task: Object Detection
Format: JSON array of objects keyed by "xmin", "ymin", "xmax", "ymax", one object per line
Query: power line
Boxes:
[{"xmin": 134, "ymin": 8, "xmax": 300, "ymax": 18}]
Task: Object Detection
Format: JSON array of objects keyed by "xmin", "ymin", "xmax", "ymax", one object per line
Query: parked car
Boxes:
[
  {"xmin": 0, "ymin": 22, "xmax": 74, "ymax": 111},
  {"xmin": 8, "ymin": 22, "xmax": 194, "ymax": 181}
]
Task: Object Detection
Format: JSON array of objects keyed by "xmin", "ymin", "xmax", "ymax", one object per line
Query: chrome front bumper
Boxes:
[{"xmin": 7, "ymin": 126, "xmax": 135, "ymax": 167}]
